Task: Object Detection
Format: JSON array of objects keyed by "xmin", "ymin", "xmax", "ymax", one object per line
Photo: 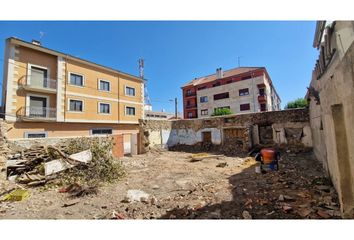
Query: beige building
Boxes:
[
  {"xmin": 306, "ymin": 21, "xmax": 354, "ymax": 217},
  {"xmin": 182, "ymin": 67, "xmax": 281, "ymax": 119},
  {"xmin": 1, "ymin": 37, "xmax": 144, "ymax": 153}
]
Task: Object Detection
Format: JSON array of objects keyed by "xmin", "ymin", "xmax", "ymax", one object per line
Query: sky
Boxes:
[{"xmin": 0, "ymin": 21, "xmax": 318, "ymax": 113}]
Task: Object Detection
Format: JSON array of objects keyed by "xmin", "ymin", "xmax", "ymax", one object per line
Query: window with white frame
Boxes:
[
  {"xmin": 99, "ymin": 79, "xmax": 110, "ymax": 91},
  {"xmin": 91, "ymin": 128, "xmax": 113, "ymax": 135},
  {"xmin": 69, "ymin": 99, "xmax": 83, "ymax": 112},
  {"xmin": 70, "ymin": 73, "xmax": 84, "ymax": 86},
  {"xmin": 125, "ymin": 86, "xmax": 135, "ymax": 96},
  {"xmin": 201, "ymin": 109, "xmax": 208, "ymax": 115},
  {"xmin": 200, "ymin": 96, "xmax": 208, "ymax": 103},
  {"xmin": 126, "ymin": 106, "xmax": 136, "ymax": 116},
  {"xmin": 99, "ymin": 103, "xmax": 111, "ymax": 114},
  {"xmin": 25, "ymin": 132, "xmax": 47, "ymax": 138}
]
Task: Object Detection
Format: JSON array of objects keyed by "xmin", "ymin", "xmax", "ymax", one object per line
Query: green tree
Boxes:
[
  {"xmin": 285, "ymin": 98, "xmax": 309, "ymax": 109},
  {"xmin": 211, "ymin": 107, "xmax": 233, "ymax": 116}
]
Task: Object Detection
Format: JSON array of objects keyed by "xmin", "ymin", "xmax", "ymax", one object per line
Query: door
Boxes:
[
  {"xmin": 202, "ymin": 131, "xmax": 212, "ymax": 143},
  {"xmin": 29, "ymin": 96, "xmax": 47, "ymax": 117},
  {"xmin": 31, "ymin": 66, "xmax": 48, "ymax": 88}
]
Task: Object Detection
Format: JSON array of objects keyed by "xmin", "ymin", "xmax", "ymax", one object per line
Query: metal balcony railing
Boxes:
[
  {"xmin": 185, "ymin": 92, "xmax": 196, "ymax": 97},
  {"xmin": 18, "ymin": 106, "xmax": 57, "ymax": 121},
  {"xmin": 186, "ymin": 104, "xmax": 197, "ymax": 109},
  {"xmin": 258, "ymin": 94, "xmax": 267, "ymax": 102},
  {"xmin": 19, "ymin": 75, "xmax": 57, "ymax": 91}
]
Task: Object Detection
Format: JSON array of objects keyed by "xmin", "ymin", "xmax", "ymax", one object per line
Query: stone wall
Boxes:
[
  {"xmin": 140, "ymin": 108, "xmax": 312, "ymax": 154},
  {"xmin": 138, "ymin": 120, "xmax": 173, "ymax": 153},
  {"xmin": 308, "ymin": 23, "xmax": 354, "ymax": 217}
]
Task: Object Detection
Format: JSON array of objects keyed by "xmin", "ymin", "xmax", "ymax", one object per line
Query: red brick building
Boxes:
[{"xmin": 181, "ymin": 67, "xmax": 281, "ymax": 119}]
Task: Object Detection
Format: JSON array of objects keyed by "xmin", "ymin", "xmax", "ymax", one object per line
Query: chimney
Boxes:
[
  {"xmin": 216, "ymin": 67, "xmax": 223, "ymax": 79},
  {"xmin": 32, "ymin": 40, "xmax": 41, "ymax": 46}
]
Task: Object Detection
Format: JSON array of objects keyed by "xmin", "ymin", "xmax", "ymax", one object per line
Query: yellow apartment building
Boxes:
[{"xmin": 1, "ymin": 37, "xmax": 144, "ymax": 154}]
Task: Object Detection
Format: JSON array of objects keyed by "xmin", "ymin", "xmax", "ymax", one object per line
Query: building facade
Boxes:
[
  {"xmin": 1, "ymin": 37, "xmax": 144, "ymax": 154},
  {"xmin": 306, "ymin": 21, "xmax": 354, "ymax": 217},
  {"xmin": 181, "ymin": 67, "xmax": 281, "ymax": 119}
]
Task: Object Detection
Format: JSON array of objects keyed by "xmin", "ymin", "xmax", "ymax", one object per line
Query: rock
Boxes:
[
  {"xmin": 297, "ymin": 208, "xmax": 312, "ymax": 217},
  {"xmin": 317, "ymin": 209, "xmax": 331, "ymax": 219},
  {"xmin": 242, "ymin": 210, "xmax": 252, "ymax": 219},
  {"xmin": 278, "ymin": 194, "xmax": 285, "ymax": 201},
  {"xmin": 123, "ymin": 189, "xmax": 150, "ymax": 203},
  {"xmin": 150, "ymin": 196, "xmax": 157, "ymax": 205},
  {"xmin": 282, "ymin": 204, "xmax": 293, "ymax": 212},
  {"xmin": 152, "ymin": 185, "xmax": 160, "ymax": 190},
  {"xmin": 209, "ymin": 209, "xmax": 221, "ymax": 218}
]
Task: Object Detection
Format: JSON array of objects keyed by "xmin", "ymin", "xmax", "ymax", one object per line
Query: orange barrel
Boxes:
[{"xmin": 260, "ymin": 148, "xmax": 276, "ymax": 164}]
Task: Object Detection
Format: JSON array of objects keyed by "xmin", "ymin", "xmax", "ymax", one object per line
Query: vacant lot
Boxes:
[{"xmin": 0, "ymin": 149, "xmax": 340, "ymax": 219}]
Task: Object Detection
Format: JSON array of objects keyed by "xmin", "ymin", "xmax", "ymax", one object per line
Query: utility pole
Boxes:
[{"xmin": 174, "ymin": 97, "xmax": 178, "ymax": 119}]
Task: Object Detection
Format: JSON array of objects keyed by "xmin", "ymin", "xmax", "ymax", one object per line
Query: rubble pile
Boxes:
[
  {"xmin": 159, "ymin": 151, "xmax": 341, "ymax": 219},
  {"xmin": 3, "ymin": 137, "xmax": 125, "ymax": 188}
]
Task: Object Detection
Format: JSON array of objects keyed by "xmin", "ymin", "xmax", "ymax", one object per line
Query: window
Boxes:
[
  {"xmin": 91, "ymin": 128, "xmax": 113, "ymax": 135},
  {"xmin": 99, "ymin": 103, "xmax": 111, "ymax": 114},
  {"xmin": 70, "ymin": 73, "xmax": 84, "ymax": 86},
  {"xmin": 260, "ymin": 103, "xmax": 267, "ymax": 112},
  {"xmin": 25, "ymin": 132, "xmax": 47, "ymax": 138},
  {"xmin": 69, "ymin": 99, "xmax": 83, "ymax": 112},
  {"xmin": 259, "ymin": 88, "xmax": 265, "ymax": 96},
  {"xmin": 125, "ymin": 86, "xmax": 135, "ymax": 96},
  {"xmin": 214, "ymin": 92, "xmax": 229, "ymax": 100},
  {"xmin": 201, "ymin": 109, "xmax": 208, "ymax": 116},
  {"xmin": 239, "ymin": 88, "xmax": 249, "ymax": 96},
  {"xmin": 187, "ymin": 112, "xmax": 193, "ymax": 118},
  {"xmin": 200, "ymin": 96, "xmax": 208, "ymax": 103},
  {"xmin": 99, "ymin": 80, "xmax": 110, "ymax": 91},
  {"xmin": 240, "ymin": 103, "xmax": 251, "ymax": 111},
  {"xmin": 126, "ymin": 106, "xmax": 136, "ymax": 116}
]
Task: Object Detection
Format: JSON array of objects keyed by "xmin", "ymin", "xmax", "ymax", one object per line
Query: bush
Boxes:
[
  {"xmin": 211, "ymin": 108, "xmax": 233, "ymax": 116},
  {"xmin": 285, "ymin": 98, "xmax": 308, "ymax": 109}
]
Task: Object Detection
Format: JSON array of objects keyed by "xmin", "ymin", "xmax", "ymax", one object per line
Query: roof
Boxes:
[
  {"xmin": 7, "ymin": 37, "xmax": 144, "ymax": 82},
  {"xmin": 182, "ymin": 67, "xmax": 262, "ymax": 87}
]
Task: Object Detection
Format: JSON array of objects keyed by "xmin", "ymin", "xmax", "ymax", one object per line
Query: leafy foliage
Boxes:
[
  {"xmin": 59, "ymin": 137, "xmax": 126, "ymax": 186},
  {"xmin": 211, "ymin": 108, "xmax": 233, "ymax": 116},
  {"xmin": 285, "ymin": 98, "xmax": 309, "ymax": 109}
]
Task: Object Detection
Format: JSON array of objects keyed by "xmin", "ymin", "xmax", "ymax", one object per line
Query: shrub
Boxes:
[
  {"xmin": 285, "ymin": 98, "xmax": 308, "ymax": 109},
  {"xmin": 211, "ymin": 108, "xmax": 233, "ymax": 116}
]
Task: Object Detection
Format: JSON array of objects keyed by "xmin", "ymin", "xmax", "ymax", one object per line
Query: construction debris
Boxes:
[
  {"xmin": 189, "ymin": 153, "xmax": 224, "ymax": 162},
  {"xmin": 0, "ymin": 189, "xmax": 29, "ymax": 201},
  {"xmin": 123, "ymin": 189, "xmax": 150, "ymax": 203}
]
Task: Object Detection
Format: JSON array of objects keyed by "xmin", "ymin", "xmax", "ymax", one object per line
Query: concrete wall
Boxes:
[
  {"xmin": 140, "ymin": 108, "xmax": 312, "ymax": 153},
  {"xmin": 308, "ymin": 21, "xmax": 354, "ymax": 217}
]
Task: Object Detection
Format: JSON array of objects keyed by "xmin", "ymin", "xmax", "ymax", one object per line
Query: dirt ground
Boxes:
[{"xmin": 0, "ymin": 149, "xmax": 341, "ymax": 219}]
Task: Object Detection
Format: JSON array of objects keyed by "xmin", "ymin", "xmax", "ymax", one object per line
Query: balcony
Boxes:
[
  {"xmin": 17, "ymin": 106, "xmax": 57, "ymax": 122},
  {"xmin": 185, "ymin": 92, "xmax": 196, "ymax": 97},
  {"xmin": 258, "ymin": 94, "xmax": 267, "ymax": 103},
  {"xmin": 18, "ymin": 75, "xmax": 57, "ymax": 94},
  {"xmin": 186, "ymin": 104, "xmax": 197, "ymax": 109}
]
